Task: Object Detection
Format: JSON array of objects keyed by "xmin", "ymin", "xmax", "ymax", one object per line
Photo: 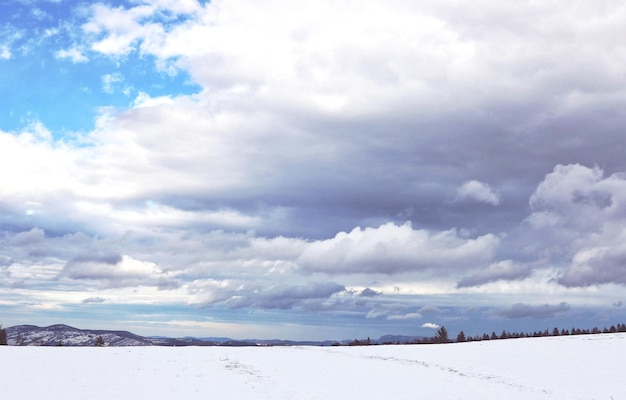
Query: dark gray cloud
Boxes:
[
  {"xmin": 69, "ymin": 253, "xmax": 123, "ymax": 266},
  {"xmin": 457, "ymin": 261, "xmax": 532, "ymax": 288},
  {"xmin": 559, "ymin": 246, "xmax": 626, "ymax": 287},
  {"xmin": 9, "ymin": 228, "xmax": 45, "ymax": 247},
  {"xmin": 359, "ymin": 288, "xmax": 382, "ymax": 297},
  {"xmin": 82, "ymin": 296, "xmax": 107, "ymax": 304},
  {"xmin": 497, "ymin": 303, "xmax": 571, "ymax": 319}
]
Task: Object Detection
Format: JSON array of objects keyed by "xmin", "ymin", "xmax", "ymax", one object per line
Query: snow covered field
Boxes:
[{"xmin": 2, "ymin": 333, "xmax": 624, "ymax": 400}]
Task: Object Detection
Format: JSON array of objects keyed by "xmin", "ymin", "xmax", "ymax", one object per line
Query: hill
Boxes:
[{"xmin": 4, "ymin": 324, "xmax": 424, "ymax": 346}]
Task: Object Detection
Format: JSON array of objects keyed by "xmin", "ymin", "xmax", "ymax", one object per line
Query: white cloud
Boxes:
[
  {"xmin": 102, "ymin": 73, "xmax": 123, "ymax": 93},
  {"xmin": 55, "ymin": 47, "xmax": 88, "ymax": 63},
  {"xmin": 388, "ymin": 312, "xmax": 422, "ymax": 321},
  {"xmin": 298, "ymin": 222, "xmax": 499, "ymax": 275},
  {"xmin": 456, "ymin": 180, "xmax": 500, "ymax": 205},
  {"xmin": 422, "ymin": 322, "xmax": 440, "ymax": 329},
  {"xmin": 132, "ymin": 92, "xmax": 175, "ymax": 108},
  {"xmin": 0, "ymin": 45, "xmax": 11, "ymax": 59},
  {"xmin": 84, "ymin": 4, "xmax": 157, "ymax": 56}
]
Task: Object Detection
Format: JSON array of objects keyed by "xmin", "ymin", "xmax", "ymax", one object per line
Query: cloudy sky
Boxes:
[{"xmin": 2, "ymin": 0, "xmax": 626, "ymax": 341}]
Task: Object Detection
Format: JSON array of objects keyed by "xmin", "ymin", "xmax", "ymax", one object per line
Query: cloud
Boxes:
[
  {"xmin": 359, "ymin": 288, "xmax": 382, "ymax": 297},
  {"xmin": 83, "ymin": 3, "xmax": 157, "ymax": 56},
  {"xmin": 457, "ymin": 260, "xmax": 532, "ymax": 288},
  {"xmin": 5, "ymin": 0, "xmax": 626, "ymax": 339},
  {"xmin": 62, "ymin": 254, "xmax": 179, "ymax": 289},
  {"xmin": 9, "ymin": 228, "xmax": 46, "ymax": 247},
  {"xmin": 55, "ymin": 47, "xmax": 88, "ymax": 63},
  {"xmin": 298, "ymin": 222, "xmax": 499, "ymax": 275},
  {"xmin": 422, "ymin": 322, "xmax": 440, "ymax": 329},
  {"xmin": 497, "ymin": 302, "xmax": 571, "ymax": 319},
  {"xmin": 388, "ymin": 312, "xmax": 421, "ymax": 321},
  {"xmin": 70, "ymin": 252, "xmax": 123, "ymax": 266},
  {"xmin": 418, "ymin": 306, "xmax": 444, "ymax": 314},
  {"xmin": 0, "ymin": 45, "xmax": 10, "ymax": 59},
  {"xmin": 559, "ymin": 244, "xmax": 626, "ymax": 287},
  {"xmin": 189, "ymin": 280, "xmax": 346, "ymax": 310},
  {"xmin": 82, "ymin": 296, "xmax": 107, "ymax": 304},
  {"xmin": 102, "ymin": 73, "xmax": 123, "ymax": 93},
  {"xmin": 456, "ymin": 180, "xmax": 500, "ymax": 205},
  {"xmin": 525, "ymin": 164, "xmax": 626, "ymax": 287}
]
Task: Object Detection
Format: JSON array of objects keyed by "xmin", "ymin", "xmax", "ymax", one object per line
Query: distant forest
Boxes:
[{"xmin": 347, "ymin": 323, "xmax": 626, "ymax": 346}]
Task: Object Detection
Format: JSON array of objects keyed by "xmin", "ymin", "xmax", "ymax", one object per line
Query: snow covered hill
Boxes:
[
  {"xmin": 1, "ymin": 332, "xmax": 624, "ymax": 399},
  {"xmin": 6, "ymin": 324, "xmax": 153, "ymax": 346},
  {"xmin": 4, "ymin": 324, "xmax": 424, "ymax": 346}
]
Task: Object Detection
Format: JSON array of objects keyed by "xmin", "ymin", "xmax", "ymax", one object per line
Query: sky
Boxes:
[{"xmin": 2, "ymin": 0, "xmax": 626, "ymax": 341}]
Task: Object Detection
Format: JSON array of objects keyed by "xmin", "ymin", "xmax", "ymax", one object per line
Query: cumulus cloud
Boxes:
[
  {"xmin": 456, "ymin": 180, "xmax": 500, "ymax": 205},
  {"xmin": 559, "ymin": 244, "xmax": 626, "ymax": 287},
  {"xmin": 497, "ymin": 302, "xmax": 571, "ymax": 319},
  {"xmin": 298, "ymin": 222, "xmax": 499, "ymax": 275},
  {"xmin": 422, "ymin": 322, "xmax": 440, "ymax": 329},
  {"xmin": 526, "ymin": 164, "xmax": 626, "ymax": 287}
]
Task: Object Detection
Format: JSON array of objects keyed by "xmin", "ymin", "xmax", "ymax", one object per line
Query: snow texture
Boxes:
[{"xmin": 2, "ymin": 333, "xmax": 624, "ymax": 399}]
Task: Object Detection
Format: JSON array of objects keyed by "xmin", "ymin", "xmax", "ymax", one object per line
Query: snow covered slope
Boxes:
[
  {"xmin": 1, "ymin": 333, "xmax": 623, "ymax": 399},
  {"xmin": 6, "ymin": 324, "xmax": 153, "ymax": 346}
]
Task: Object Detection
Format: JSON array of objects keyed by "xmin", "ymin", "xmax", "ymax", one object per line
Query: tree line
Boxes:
[
  {"xmin": 447, "ymin": 323, "xmax": 626, "ymax": 344},
  {"xmin": 344, "ymin": 323, "xmax": 626, "ymax": 346}
]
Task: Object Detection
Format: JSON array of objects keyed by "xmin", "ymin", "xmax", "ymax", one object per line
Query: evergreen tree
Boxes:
[
  {"xmin": 0, "ymin": 325, "xmax": 7, "ymax": 345},
  {"xmin": 456, "ymin": 331, "xmax": 466, "ymax": 342},
  {"xmin": 94, "ymin": 336, "xmax": 105, "ymax": 347},
  {"xmin": 433, "ymin": 326, "xmax": 449, "ymax": 343}
]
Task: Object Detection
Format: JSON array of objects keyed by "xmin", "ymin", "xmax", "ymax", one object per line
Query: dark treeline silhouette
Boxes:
[
  {"xmin": 449, "ymin": 322, "xmax": 626, "ymax": 344},
  {"xmin": 344, "ymin": 323, "xmax": 626, "ymax": 346}
]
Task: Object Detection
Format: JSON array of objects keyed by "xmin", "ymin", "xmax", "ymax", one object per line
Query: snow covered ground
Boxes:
[{"xmin": 2, "ymin": 333, "xmax": 624, "ymax": 400}]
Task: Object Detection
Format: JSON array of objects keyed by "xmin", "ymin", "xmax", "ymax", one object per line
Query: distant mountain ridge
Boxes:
[
  {"xmin": 6, "ymin": 324, "xmax": 154, "ymax": 346},
  {"xmin": 4, "ymin": 324, "xmax": 424, "ymax": 347}
]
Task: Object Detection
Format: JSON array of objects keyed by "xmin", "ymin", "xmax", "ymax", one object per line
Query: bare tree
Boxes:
[{"xmin": 94, "ymin": 336, "xmax": 105, "ymax": 347}]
